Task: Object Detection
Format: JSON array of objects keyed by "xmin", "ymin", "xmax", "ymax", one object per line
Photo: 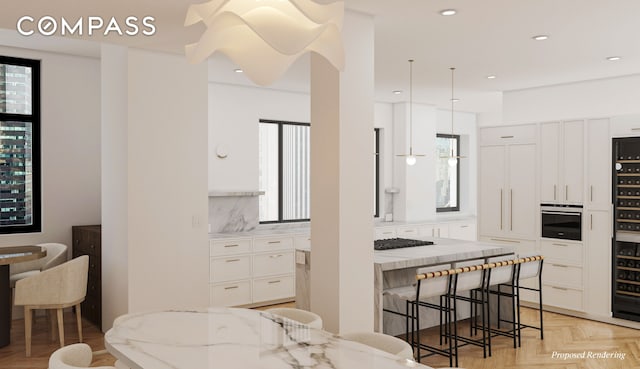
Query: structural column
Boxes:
[{"xmin": 310, "ymin": 11, "xmax": 375, "ymax": 333}]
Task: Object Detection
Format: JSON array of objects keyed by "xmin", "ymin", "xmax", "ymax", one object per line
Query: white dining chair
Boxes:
[
  {"xmin": 10, "ymin": 243, "xmax": 68, "ymax": 287},
  {"xmin": 341, "ymin": 331, "xmax": 414, "ymax": 360},
  {"xmin": 49, "ymin": 343, "xmax": 116, "ymax": 369},
  {"xmin": 265, "ymin": 307, "xmax": 323, "ymax": 329},
  {"xmin": 14, "ymin": 255, "xmax": 88, "ymax": 357}
]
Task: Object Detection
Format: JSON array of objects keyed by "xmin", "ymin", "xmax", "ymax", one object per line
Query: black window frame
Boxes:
[
  {"xmin": 259, "ymin": 119, "xmax": 311, "ymax": 224},
  {"xmin": 436, "ymin": 133, "xmax": 460, "ymax": 213},
  {"xmin": 374, "ymin": 128, "xmax": 380, "ymax": 218},
  {"xmin": 0, "ymin": 56, "xmax": 41, "ymax": 234}
]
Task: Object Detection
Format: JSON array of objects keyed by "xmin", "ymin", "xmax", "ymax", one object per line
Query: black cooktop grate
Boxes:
[{"xmin": 374, "ymin": 238, "xmax": 434, "ymax": 250}]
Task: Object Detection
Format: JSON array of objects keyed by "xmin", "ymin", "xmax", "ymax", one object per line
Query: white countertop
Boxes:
[
  {"xmin": 105, "ymin": 308, "xmax": 433, "ymax": 369},
  {"xmin": 209, "ymin": 215, "xmax": 476, "ymax": 239}
]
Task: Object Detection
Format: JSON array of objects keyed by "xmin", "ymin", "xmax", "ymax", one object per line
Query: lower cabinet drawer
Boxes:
[
  {"xmin": 210, "ymin": 280, "xmax": 252, "ymax": 307},
  {"xmin": 543, "ymin": 284, "xmax": 583, "ymax": 311},
  {"xmin": 210, "ymin": 255, "xmax": 251, "ymax": 283},
  {"xmin": 252, "ymin": 275, "xmax": 294, "ymax": 303},
  {"xmin": 374, "ymin": 227, "xmax": 397, "ymax": 240},
  {"xmin": 544, "ymin": 262, "xmax": 583, "ymax": 288},
  {"xmin": 253, "ymin": 251, "xmax": 294, "ymax": 278}
]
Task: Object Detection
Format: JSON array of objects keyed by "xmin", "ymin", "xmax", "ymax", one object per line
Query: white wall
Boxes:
[
  {"xmin": 208, "ymin": 83, "xmax": 395, "ymax": 216},
  {"xmin": 0, "ymin": 46, "xmax": 101, "ymax": 250},
  {"xmin": 101, "ymin": 48, "xmax": 209, "ymax": 329},
  {"xmin": 503, "ymin": 74, "xmax": 640, "ymax": 125}
]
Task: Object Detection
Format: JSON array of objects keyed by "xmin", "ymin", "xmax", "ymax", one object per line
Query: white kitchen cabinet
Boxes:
[
  {"xmin": 584, "ymin": 210, "xmax": 612, "ymax": 317},
  {"xmin": 253, "ymin": 235, "xmax": 294, "ymax": 253},
  {"xmin": 210, "ymin": 238, "xmax": 252, "ymax": 257},
  {"xmin": 253, "ymin": 251, "xmax": 295, "ymax": 277},
  {"xmin": 210, "ymin": 280, "xmax": 252, "ymax": 307},
  {"xmin": 540, "ymin": 239, "xmax": 584, "ymax": 311},
  {"xmin": 374, "ymin": 226, "xmax": 397, "ymax": 240},
  {"xmin": 448, "ymin": 221, "xmax": 477, "ymax": 241},
  {"xmin": 586, "ymin": 119, "xmax": 611, "ymax": 210},
  {"xmin": 540, "ymin": 121, "xmax": 584, "ymax": 204},
  {"xmin": 479, "ymin": 140, "xmax": 537, "ymax": 239},
  {"xmin": 417, "ymin": 223, "xmax": 448, "ymax": 238},
  {"xmin": 396, "ymin": 225, "xmax": 419, "ymax": 238},
  {"xmin": 253, "ymin": 275, "xmax": 295, "ymax": 302},
  {"xmin": 610, "ymin": 115, "xmax": 640, "ymax": 137},
  {"xmin": 210, "ymin": 255, "xmax": 252, "ymax": 283}
]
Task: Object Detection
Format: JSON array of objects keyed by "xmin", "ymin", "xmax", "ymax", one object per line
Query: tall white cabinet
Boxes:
[
  {"xmin": 479, "ymin": 125, "xmax": 537, "ymax": 241},
  {"xmin": 540, "ymin": 121, "xmax": 584, "ymax": 204}
]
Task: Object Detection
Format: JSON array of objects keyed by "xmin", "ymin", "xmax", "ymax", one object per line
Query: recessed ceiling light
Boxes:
[
  {"xmin": 486, "ymin": 75, "xmax": 497, "ymax": 79},
  {"xmin": 607, "ymin": 56, "xmax": 622, "ymax": 61},
  {"xmin": 234, "ymin": 68, "xmax": 243, "ymax": 73},
  {"xmin": 532, "ymin": 35, "xmax": 549, "ymax": 41},
  {"xmin": 440, "ymin": 9, "xmax": 457, "ymax": 16},
  {"xmin": 392, "ymin": 90, "xmax": 403, "ymax": 95}
]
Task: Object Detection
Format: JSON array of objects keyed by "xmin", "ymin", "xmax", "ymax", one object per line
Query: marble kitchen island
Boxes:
[{"xmin": 295, "ymin": 238, "xmax": 515, "ymax": 334}]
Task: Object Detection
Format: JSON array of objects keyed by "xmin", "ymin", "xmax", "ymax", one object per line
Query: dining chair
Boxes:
[
  {"xmin": 14, "ymin": 255, "xmax": 89, "ymax": 357},
  {"xmin": 10, "ymin": 243, "xmax": 68, "ymax": 287},
  {"xmin": 265, "ymin": 307, "xmax": 323, "ymax": 329},
  {"xmin": 341, "ymin": 331, "xmax": 414, "ymax": 360},
  {"xmin": 49, "ymin": 343, "xmax": 116, "ymax": 369}
]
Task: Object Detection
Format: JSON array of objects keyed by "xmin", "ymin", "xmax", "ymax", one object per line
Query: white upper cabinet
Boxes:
[
  {"xmin": 540, "ymin": 121, "xmax": 584, "ymax": 204},
  {"xmin": 586, "ymin": 119, "xmax": 611, "ymax": 210},
  {"xmin": 479, "ymin": 125, "xmax": 537, "ymax": 240}
]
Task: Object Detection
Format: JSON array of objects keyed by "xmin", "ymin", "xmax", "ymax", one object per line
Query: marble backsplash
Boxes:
[{"xmin": 208, "ymin": 195, "xmax": 259, "ymax": 233}]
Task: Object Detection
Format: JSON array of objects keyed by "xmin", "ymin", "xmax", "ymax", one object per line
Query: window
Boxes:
[
  {"xmin": 259, "ymin": 120, "xmax": 381, "ymax": 223},
  {"xmin": 435, "ymin": 134, "xmax": 460, "ymax": 212},
  {"xmin": 259, "ymin": 120, "xmax": 310, "ymax": 223},
  {"xmin": 0, "ymin": 56, "xmax": 41, "ymax": 234}
]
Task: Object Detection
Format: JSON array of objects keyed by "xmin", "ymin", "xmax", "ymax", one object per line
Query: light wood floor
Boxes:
[{"xmin": 0, "ymin": 306, "xmax": 638, "ymax": 369}]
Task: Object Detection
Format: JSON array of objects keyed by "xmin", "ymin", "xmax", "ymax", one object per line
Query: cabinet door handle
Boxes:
[
  {"xmin": 510, "ymin": 189, "xmax": 513, "ymax": 231},
  {"xmin": 438, "ymin": 228, "xmax": 441, "ymax": 237},
  {"xmin": 224, "ymin": 244, "xmax": 239, "ymax": 248},
  {"xmin": 565, "ymin": 185, "xmax": 568, "ymax": 201},
  {"xmin": 224, "ymin": 286, "xmax": 239, "ymax": 290},
  {"xmin": 552, "ymin": 286, "xmax": 568, "ymax": 291},
  {"xmin": 632, "ymin": 128, "xmax": 640, "ymax": 131},
  {"xmin": 269, "ymin": 254, "xmax": 283, "ymax": 259},
  {"xmin": 551, "ymin": 264, "xmax": 569, "ymax": 268},
  {"xmin": 268, "ymin": 241, "xmax": 281, "ymax": 244},
  {"xmin": 554, "ymin": 185, "xmax": 557, "ymax": 201},
  {"xmin": 500, "ymin": 135, "xmax": 514, "ymax": 139},
  {"xmin": 226, "ymin": 259, "xmax": 240, "ymax": 263},
  {"xmin": 552, "ymin": 243, "xmax": 568, "ymax": 247},
  {"xmin": 461, "ymin": 225, "xmax": 469, "ymax": 228},
  {"xmin": 590, "ymin": 186, "xmax": 593, "ymax": 202},
  {"xmin": 500, "ymin": 189, "xmax": 503, "ymax": 230},
  {"xmin": 490, "ymin": 238, "xmax": 520, "ymax": 244},
  {"xmin": 590, "ymin": 214, "xmax": 593, "ymax": 230},
  {"xmin": 268, "ymin": 280, "xmax": 281, "ymax": 284}
]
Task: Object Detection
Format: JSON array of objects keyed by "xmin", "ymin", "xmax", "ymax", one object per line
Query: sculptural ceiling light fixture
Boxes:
[
  {"xmin": 184, "ymin": 0, "xmax": 346, "ymax": 86},
  {"xmin": 396, "ymin": 59, "xmax": 425, "ymax": 166},
  {"xmin": 441, "ymin": 67, "xmax": 466, "ymax": 167}
]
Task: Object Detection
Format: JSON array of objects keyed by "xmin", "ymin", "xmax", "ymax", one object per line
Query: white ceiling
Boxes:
[{"xmin": 2, "ymin": 0, "xmax": 639, "ymax": 113}]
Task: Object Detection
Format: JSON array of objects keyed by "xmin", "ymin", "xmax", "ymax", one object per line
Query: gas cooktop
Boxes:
[{"xmin": 374, "ymin": 238, "xmax": 435, "ymax": 251}]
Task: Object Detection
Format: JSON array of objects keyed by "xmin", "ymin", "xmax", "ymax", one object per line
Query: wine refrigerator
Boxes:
[{"xmin": 612, "ymin": 137, "xmax": 640, "ymax": 322}]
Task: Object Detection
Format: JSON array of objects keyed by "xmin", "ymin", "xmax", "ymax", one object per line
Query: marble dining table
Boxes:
[{"xmin": 105, "ymin": 308, "xmax": 434, "ymax": 369}]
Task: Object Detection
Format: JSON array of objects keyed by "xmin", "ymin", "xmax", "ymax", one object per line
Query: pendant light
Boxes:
[
  {"xmin": 397, "ymin": 59, "xmax": 425, "ymax": 166},
  {"xmin": 441, "ymin": 67, "xmax": 466, "ymax": 166}
]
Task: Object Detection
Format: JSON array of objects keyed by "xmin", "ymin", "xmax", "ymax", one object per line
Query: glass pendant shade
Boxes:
[
  {"xmin": 406, "ymin": 155, "xmax": 417, "ymax": 166},
  {"xmin": 184, "ymin": 0, "xmax": 345, "ymax": 86}
]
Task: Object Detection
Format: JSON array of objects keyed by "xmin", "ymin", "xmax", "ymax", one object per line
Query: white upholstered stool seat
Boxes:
[
  {"xmin": 342, "ymin": 331, "xmax": 414, "ymax": 360},
  {"xmin": 265, "ymin": 308, "xmax": 323, "ymax": 329},
  {"xmin": 48, "ymin": 343, "xmax": 116, "ymax": 369}
]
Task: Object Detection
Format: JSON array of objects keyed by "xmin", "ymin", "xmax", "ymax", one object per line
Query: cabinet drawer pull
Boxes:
[
  {"xmin": 500, "ymin": 135, "xmax": 514, "ymax": 139},
  {"xmin": 551, "ymin": 264, "xmax": 569, "ymax": 268},
  {"xmin": 269, "ymin": 254, "xmax": 283, "ymax": 259},
  {"xmin": 268, "ymin": 280, "xmax": 281, "ymax": 284},
  {"xmin": 632, "ymin": 128, "xmax": 640, "ymax": 131},
  {"xmin": 551, "ymin": 286, "xmax": 568, "ymax": 291},
  {"xmin": 225, "ymin": 259, "xmax": 240, "ymax": 263},
  {"xmin": 90, "ymin": 244, "xmax": 95, "ymax": 249},
  {"xmin": 383, "ymin": 231, "xmax": 393, "ymax": 234},
  {"xmin": 224, "ymin": 244, "xmax": 239, "ymax": 248},
  {"xmin": 403, "ymin": 230, "xmax": 415, "ymax": 233},
  {"xmin": 460, "ymin": 225, "xmax": 469, "ymax": 228},
  {"xmin": 267, "ymin": 241, "xmax": 281, "ymax": 244},
  {"xmin": 224, "ymin": 286, "xmax": 239, "ymax": 290},
  {"xmin": 490, "ymin": 238, "xmax": 520, "ymax": 244},
  {"xmin": 552, "ymin": 243, "xmax": 568, "ymax": 247}
]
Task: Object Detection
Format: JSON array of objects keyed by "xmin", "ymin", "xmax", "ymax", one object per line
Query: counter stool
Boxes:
[{"xmin": 482, "ymin": 255, "xmax": 519, "ymax": 350}]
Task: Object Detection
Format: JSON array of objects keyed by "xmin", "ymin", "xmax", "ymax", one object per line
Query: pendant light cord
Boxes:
[
  {"xmin": 450, "ymin": 67, "xmax": 455, "ymax": 157},
  {"xmin": 409, "ymin": 59, "xmax": 414, "ymax": 155}
]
